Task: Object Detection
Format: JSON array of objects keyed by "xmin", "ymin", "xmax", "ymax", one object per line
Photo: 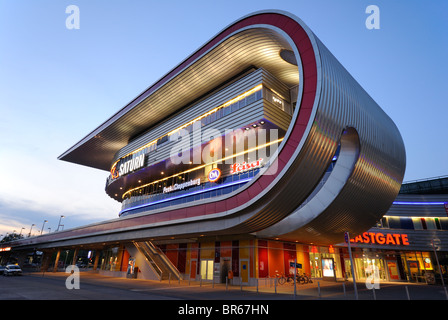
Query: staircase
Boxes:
[{"xmin": 133, "ymin": 241, "xmax": 183, "ymax": 281}]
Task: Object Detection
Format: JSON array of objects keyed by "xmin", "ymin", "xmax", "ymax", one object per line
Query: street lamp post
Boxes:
[
  {"xmin": 40, "ymin": 220, "xmax": 48, "ymax": 235},
  {"xmin": 56, "ymin": 215, "xmax": 65, "ymax": 231},
  {"xmin": 28, "ymin": 224, "xmax": 35, "ymax": 237}
]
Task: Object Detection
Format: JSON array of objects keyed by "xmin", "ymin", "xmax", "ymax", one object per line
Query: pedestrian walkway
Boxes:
[{"xmin": 28, "ymin": 270, "xmax": 448, "ymax": 300}]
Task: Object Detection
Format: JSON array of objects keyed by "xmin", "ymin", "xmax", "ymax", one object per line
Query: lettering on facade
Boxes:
[
  {"xmin": 163, "ymin": 178, "xmax": 201, "ymax": 194},
  {"xmin": 119, "ymin": 154, "xmax": 145, "ymax": 176},
  {"xmin": 207, "ymin": 168, "xmax": 221, "ymax": 182},
  {"xmin": 230, "ymin": 158, "xmax": 263, "ymax": 174},
  {"xmin": 351, "ymin": 232, "xmax": 410, "ymax": 246}
]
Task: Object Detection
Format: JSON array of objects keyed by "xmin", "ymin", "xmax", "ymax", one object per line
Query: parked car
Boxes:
[{"xmin": 3, "ymin": 264, "xmax": 22, "ymax": 276}]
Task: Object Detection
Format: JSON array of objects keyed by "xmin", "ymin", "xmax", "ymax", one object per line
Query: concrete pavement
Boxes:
[{"xmin": 1, "ymin": 270, "xmax": 447, "ymax": 301}]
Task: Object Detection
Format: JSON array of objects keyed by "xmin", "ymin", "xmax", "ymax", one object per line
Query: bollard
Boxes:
[
  {"xmin": 212, "ymin": 275, "xmax": 214, "ymax": 288},
  {"xmin": 372, "ymin": 287, "xmax": 376, "ymax": 300},
  {"xmin": 256, "ymin": 278, "xmax": 259, "ymax": 294},
  {"xmin": 226, "ymin": 276, "xmax": 228, "ymax": 291},
  {"xmin": 405, "ymin": 286, "xmax": 410, "ymax": 300},
  {"xmin": 240, "ymin": 278, "xmax": 243, "ymax": 291},
  {"xmin": 317, "ymin": 281, "xmax": 321, "ymax": 298},
  {"xmin": 275, "ymin": 277, "xmax": 277, "ymax": 294},
  {"xmin": 200, "ymin": 275, "xmax": 202, "ymax": 287},
  {"xmin": 444, "ymin": 287, "xmax": 448, "ymax": 300},
  {"xmin": 342, "ymin": 282, "xmax": 346, "ymax": 298}
]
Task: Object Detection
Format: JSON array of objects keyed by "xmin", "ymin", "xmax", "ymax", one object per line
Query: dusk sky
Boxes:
[{"xmin": 1, "ymin": 0, "xmax": 447, "ymax": 237}]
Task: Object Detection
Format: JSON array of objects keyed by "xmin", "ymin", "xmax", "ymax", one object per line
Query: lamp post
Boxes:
[
  {"xmin": 56, "ymin": 215, "xmax": 65, "ymax": 231},
  {"xmin": 28, "ymin": 224, "xmax": 35, "ymax": 237},
  {"xmin": 345, "ymin": 231, "xmax": 358, "ymax": 300},
  {"xmin": 40, "ymin": 220, "xmax": 48, "ymax": 235}
]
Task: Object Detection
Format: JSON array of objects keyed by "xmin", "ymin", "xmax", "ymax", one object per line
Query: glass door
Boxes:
[{"xmin": 200, "ymin": 259, "xmax": 214, "ymax": 280}]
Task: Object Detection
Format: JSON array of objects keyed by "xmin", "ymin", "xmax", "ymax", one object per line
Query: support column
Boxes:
[
  {"xmin": 53, "ymin": 250, "xmax": 61, "ymax": 272},
  {"xmin": 93, "ymin": 251, "xmax": 100, "ymax": 271},
  {"xmin": 40, "ymin": 250, "xmax": 53, "ymax": 272},
  {"xmin": 71, "ymin": 248, "xmax": 79, "ymax": 266}
]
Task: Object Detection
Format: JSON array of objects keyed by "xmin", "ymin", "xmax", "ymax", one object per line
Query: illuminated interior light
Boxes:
[
  {"xmin": 260, "ymin": 121, "xmax": 265, "ymax": 125},
  {"xmin": 392, "ymin": 201, "xmax": 446, "ymax": 205},
  {"xmin": 121, "ymin": 137, "xmax": 283, "ymax": 199}
]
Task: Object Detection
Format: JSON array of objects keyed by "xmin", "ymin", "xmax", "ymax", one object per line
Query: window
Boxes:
[
  {"xmin": 387, "ymin": 217, "xmax": 401, "ymax": 229},
  {"xmin": 400, "ymin": 218, "xmax": 414, "ymax": 230},
  {"xmin": 412, "ymin": 218, "xmax": 423, "ymax": 230},
  {"xmin": 425, "ymin": 218, "xmax": 437, "ymax": 230}
]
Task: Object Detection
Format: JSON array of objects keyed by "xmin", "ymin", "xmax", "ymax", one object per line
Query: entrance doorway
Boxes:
[
  {"xmin": 200, "ymin": 259, "xmax": 213, "ymax": 281},
  {"xmin": 221, "ymin": 259, "xmax": 230, "ymax": 283},
  {"xmin": 353, "ymin": 256, "xmax": 387, "ymax": 281}
]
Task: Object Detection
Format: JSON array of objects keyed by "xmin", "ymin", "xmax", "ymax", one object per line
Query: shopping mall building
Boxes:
[{"xmin": 2, "ymin": 10, "xmax": 445, "ymax": 285}]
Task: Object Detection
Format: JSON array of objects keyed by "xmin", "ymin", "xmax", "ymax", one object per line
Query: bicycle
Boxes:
[
  {"xmin": 274, "ymin": 272, "xmax": 287, "ymax": 285},
  {"xmin": 299, "ymin": 273, "xmax": 313, "ymax": 284}
]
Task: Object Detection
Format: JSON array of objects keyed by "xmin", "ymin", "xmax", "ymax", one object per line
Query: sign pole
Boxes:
[
  {"xmin": 294, "ymin": 259, "xmax": 297, "ymax": 298},
  {"xmin": 432, "ymin": 240, "xmax": 445, "ymax": 287},
  {"xmin": 345, "ymin": 231, "xmax": 358, "ymax": 300}
]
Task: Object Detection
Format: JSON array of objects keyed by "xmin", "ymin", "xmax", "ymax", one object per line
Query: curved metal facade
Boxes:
[{"xmin": 15, "ymin": 10, "xmax": 405, "ymax": 249}]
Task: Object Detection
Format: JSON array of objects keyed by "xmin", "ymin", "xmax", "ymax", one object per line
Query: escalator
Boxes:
[{"xmin": 133, "ymin": 241, "xmax": 183, "ymax": 281}]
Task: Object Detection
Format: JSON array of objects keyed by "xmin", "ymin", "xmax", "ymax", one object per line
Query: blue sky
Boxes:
[{"xmin": 0, "ymin": 0, "xmax": 447, "ymax": 237}]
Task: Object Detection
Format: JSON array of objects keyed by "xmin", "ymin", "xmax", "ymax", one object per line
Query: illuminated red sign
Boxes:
[
  {"xmin": 230, "ymin": 158, "xmax": 263, "ymax": 174},
  {"xmin": 350, "ymin": 232, "xmax": 410, "ymax": 246}
]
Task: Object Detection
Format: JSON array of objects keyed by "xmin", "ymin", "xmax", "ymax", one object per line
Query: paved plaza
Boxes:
[{"xmin": 1, "ymin": 271, "xmax": 447, "ymax": 301}]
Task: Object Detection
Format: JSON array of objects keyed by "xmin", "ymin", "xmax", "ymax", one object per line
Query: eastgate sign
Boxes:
[{"xmin": 350, "ymin": 232, "xmax": 410, "ymax": 246}]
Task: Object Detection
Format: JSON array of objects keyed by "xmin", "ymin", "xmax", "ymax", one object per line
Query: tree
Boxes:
[{"xmin": 0, "ymin": 233, "xmax": 24, "ymax": 243}]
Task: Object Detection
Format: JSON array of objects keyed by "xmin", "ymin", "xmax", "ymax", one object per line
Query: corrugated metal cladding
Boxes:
[
  {"xmin": 12, "ymin": 10, "xmax": 406, "ymax": 250},
  {"xmin": 253, "ymin": 36, "xmax": 406, "ymax": 244}
]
